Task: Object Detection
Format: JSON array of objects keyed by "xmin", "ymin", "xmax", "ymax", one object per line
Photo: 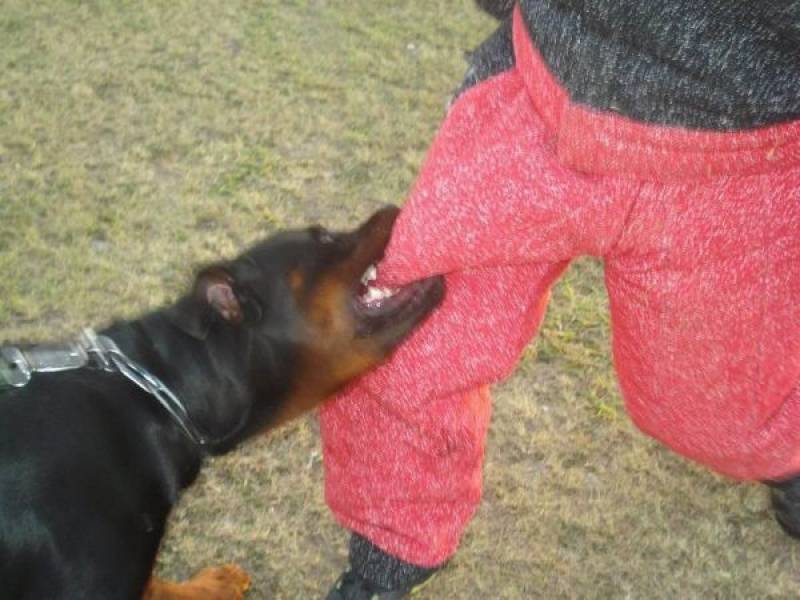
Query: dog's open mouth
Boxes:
[
  {"xmin": 343, "ymin": 207, "xmax": 444, "ymax": 340},
  {"xmin": 352, "ymin": 264, "xmax": 443, "ymax": 338}
]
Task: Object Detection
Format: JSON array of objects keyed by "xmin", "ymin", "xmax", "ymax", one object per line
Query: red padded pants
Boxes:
[{"xmin": 320, "ymin": 9, "xmax": 800, "ymax": 566}]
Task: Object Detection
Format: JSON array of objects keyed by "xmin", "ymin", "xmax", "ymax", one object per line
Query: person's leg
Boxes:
[
  {"xmin": 322, "ymin": 260, "xmax": 567, "ymax": 571},
  {"xmin": 323, "ymin": 262, "xmax": 567, "ymax": 599},
  {"xmin": 603, "ymin": 169, "xmax": 800, "ymax": 485},
  {"xmin": 321, "ymin": 42, "xmax": 630, "ymax": 596}
]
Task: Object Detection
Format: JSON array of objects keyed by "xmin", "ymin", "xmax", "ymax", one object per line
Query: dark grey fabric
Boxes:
[
  {"xmin": 475, "ymin": 0, "xmax": 515, "ymax": 19},
  {"xmin": 472, "ymin": 1, "xmax": 800, "ymax": 130},
  {"xmin": 349, "ymin": 533, "xmax": 438, "ymax": 591},
  {"xmin": 454, "ymin": 17, "xmax": 514, "ymax": 100}
]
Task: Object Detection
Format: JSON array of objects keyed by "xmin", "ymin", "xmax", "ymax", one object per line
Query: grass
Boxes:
[{"xmin": 1, "ymin": 1, "xmax": 798, "ymax": 598}]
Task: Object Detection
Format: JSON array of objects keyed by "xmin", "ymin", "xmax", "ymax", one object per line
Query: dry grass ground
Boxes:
[{"xmin": 1, "ymin": 1, "xmax": 798, "ymax": 598}]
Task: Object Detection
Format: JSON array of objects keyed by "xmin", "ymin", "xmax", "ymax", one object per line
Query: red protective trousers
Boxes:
[{"xmin": 320, "ymin": 9, "xmax": 800, "ymax": 567}]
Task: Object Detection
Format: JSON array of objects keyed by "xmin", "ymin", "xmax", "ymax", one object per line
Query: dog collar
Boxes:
[{"xmin": 0, "ymin": 328, "xmax": 209, "ymax": 446}]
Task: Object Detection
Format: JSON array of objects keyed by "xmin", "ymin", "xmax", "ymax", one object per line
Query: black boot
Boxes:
[
  {"xmin": 768, "ymin": 476, "xmax": 800, "ymax": 539},
  {"xmin": 325, "ymin": 533, "xmax": 440, "ymax": 599}
]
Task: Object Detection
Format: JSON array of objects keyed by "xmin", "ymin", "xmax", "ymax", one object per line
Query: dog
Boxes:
[{"xmin": 0, "ymin": 206, "xmax": 444, "ymax": 600}]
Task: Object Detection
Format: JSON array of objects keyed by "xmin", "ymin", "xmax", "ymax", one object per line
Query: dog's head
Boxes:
[{"xmin": 171, "ymin": 206, "xmax": 444, "ymax": 426}]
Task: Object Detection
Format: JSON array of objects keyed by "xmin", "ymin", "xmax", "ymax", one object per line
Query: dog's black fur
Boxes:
[{"xmin": 0, "ymin": 207, "xmax": 443, "ymax": 600}]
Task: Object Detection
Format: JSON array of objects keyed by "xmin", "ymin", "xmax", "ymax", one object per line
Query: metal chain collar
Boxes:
[{"xmin": 0, "ymin": 328, "xmax": 208, "ymax": 446}]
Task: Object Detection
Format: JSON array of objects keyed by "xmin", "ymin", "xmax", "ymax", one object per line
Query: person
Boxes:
[{"xmin": 322, "ymin": 1, "xmax": 800, "ymax": 597}]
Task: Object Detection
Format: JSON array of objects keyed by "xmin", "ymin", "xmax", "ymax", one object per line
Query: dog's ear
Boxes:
[
  {"xmin": 195, "ymin": 266, "xmax": 243, "ymax": 324},
  {"xmin": 166, "ymin": 266, "xmax": 244, "ymax": 339}
]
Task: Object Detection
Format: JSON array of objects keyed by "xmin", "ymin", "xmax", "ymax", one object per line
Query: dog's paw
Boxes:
[{"xmin": 191, "ymin": 564, "xmax": 252, "ymax": 599}]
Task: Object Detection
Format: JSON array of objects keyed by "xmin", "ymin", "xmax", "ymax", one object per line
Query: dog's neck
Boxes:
[{"xmin": 101, "ymin": 309, "xmax": 293, "ymax": 456}]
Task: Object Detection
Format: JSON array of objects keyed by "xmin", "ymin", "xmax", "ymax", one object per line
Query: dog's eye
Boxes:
[{"xmin": 310, "ymin": 226, "xmax": 335, "ymax": 245}]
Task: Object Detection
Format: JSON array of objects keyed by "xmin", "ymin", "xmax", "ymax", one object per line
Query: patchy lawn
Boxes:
[{"xmin": 1, "ymin": 1, "xmax": 797, "ymax": 598}]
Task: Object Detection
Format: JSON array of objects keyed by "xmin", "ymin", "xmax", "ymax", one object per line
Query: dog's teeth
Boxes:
[
  {"xmin": 358, "ymin": 264, "xmax": 398, "ymax": 305},
  {"xmin": 362, "ymin": 285, "xmax": 398, "ymax": 304},
  {"xmin": 362, "ymin": 286, "xmax": 383, "ymax": 303},
  {"xmin": 361, "ymin": 264, "xmax": 378, "ymax": 286}
]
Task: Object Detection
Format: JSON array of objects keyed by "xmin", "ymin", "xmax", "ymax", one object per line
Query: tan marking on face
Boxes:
[
  {"xmin": 268, "ymin": 347, "xmax": 384, "ymax": 428},
  {"xmin": 305, "ymin": 272, "xmax": 351, "ymax": 336},
  {"xmin": 287, "ymin": 269, "xmax": 304, "ymax": 296},
  {"xmin": 265, "ymin": 268, "xmax": 390, "ymax": 429}
]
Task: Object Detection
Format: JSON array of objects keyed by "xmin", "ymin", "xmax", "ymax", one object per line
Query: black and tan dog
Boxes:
[{"xmin": 0, "ymin": 206, "xmax": 444, "ymax": 600}]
